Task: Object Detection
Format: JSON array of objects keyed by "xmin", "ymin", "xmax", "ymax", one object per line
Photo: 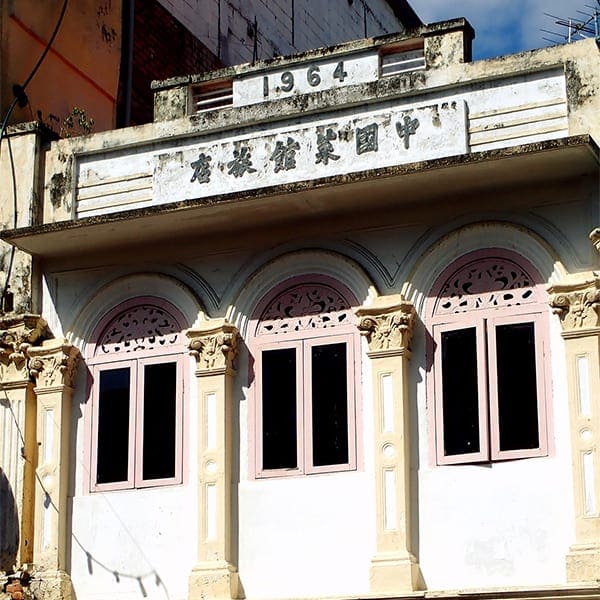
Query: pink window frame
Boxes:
[
  {"xmin": 487, "ymin": 311, "xmax": 548, "ymax": 461},
  {"xmin": 249, "ymin": 275, "xmax": 360, "ymax": 479},
  {"xmin": 433, "ymin": 319, "xmax": 489, "ymax": 465},
  {"xmin": 254, "ymin": 329, "xmax": 358, "ymax": 478},
  {"xmin": 428, "ymin": 249, "xmax": 552, "ymax": 466},
  {"xmin": 87, "ymin": 297, "xmax": 187, "ymax": 493}
]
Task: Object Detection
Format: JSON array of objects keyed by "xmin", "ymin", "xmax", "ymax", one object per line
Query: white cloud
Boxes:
[{"xmin": 408, "ymin": 0, "xmax": 597, "ymax": 58}]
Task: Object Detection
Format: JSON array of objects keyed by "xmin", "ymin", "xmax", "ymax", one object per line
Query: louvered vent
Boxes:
[
  {"xmin": 380, "ymin": 45, "xmax": 425, "ymax": 76},
  {"xmin": 190, "ymin": 79, "xmax": 233, "ymax": 113}
]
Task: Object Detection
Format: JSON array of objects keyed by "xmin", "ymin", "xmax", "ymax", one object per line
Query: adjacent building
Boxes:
[{"xmin": 1, "ymin": 5, "xmax": 600, "ymax": 600}]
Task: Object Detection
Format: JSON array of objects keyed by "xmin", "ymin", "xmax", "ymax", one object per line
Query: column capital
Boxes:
[
  {"xmin": 590, "ymin": 228, "xmax": 600, "ymax": 255},
  {"xmin": 355, "ymin": 295, "xmax": 415, "ymax": 357},
  {"xmin": 187, "ymin": 319, "xmax": 239, "ymax": 375},
  {"xmin": 548, "ymin": 273, "xmax": 600, "ymax": 334},
  {"xmin": 0, "ymin": 314, "xmax": 51, "ymax": 386},
  {"xmin": 27, "ymin": 339, "xmax": 80, "ymax": 390}
]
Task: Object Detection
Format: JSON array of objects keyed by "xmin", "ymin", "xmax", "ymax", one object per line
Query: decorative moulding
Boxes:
[
  {"xmin": 548, "ymin": 273, "xmax": 600, "ymax": 334},
  {"xmin": 28, "ymin": 339, "xmax": 80, "ymax": 390},
  {"xmin": 355, "ymin": 294, "xmax": 415, "ymax": 356},
  {"xmin": 187, "ymin": 319, "xmax": 239, "ymax": 374},
  {"xmin": 590, "ymin": 228, "xmax": 600, "ymax": 255}
]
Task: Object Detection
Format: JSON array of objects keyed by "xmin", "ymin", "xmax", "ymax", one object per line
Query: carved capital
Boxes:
[
  {"xmin": 187, "ymin": 319, "xmax": 239, "ymax": 374},
  {"xmin": 0, "ymin": 314, "xmax": 52, "ymax": 385},
  {"xmin": 355, "ymin": 295, "xmax": 415, "ymax": 356},
  {"xmin": 27, "ymin": 340, "xmax": 80, "ymax": 389},
  {"xmin": 548, "ymin": 274, "xmax": 600, "ymax": 332},
  {"xmin": 591, "ymin": 228, "xmax": 600, "ymax": 255}
]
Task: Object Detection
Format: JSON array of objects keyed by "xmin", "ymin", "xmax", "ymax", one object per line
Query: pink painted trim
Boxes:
[
  {"xmin": 249, "ymin": 273, "xmax": 359, "ymax": 336},
  {"xmin": 426, "ymin": 248, "xmax": 553, "ymax": 467},
  {"xmin": 487, "ymin": 312, "xmax": 549, "ymax": 461},
  {"xmin": 90, "ymin": 359, "xmax": 136, "ymax": 493},
  {"xmin": 427, "ymin": 248, "xmax": 545, "ymax": 318},
  {"xmin": 86, "ymin": 296, "xmax": 188, "ymax": 493},
  {"xmin": 433, "ymin": 320, "xmax": 489, "ymax": 466},
  {"xmin": 254, "ymin": 339, "xmax": 303, "ymax": 479},
  {"xmin": 304, "ymin": 333, "xmax": 357, "ymax": 474},
  {"xmin": 249, "ymin": 274, "xmax": 361, "ymax": 479},
  {"xmin": 85, "ymin": 296, "xmax": 189, "ymax": 361}
]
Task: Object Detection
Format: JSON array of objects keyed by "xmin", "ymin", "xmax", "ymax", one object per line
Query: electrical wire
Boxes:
[{"xmin": 0, "ymin": 0, "xmax": 69, "ymax": 314}]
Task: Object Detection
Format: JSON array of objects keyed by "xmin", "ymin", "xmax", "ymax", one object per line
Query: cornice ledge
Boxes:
[
  {"xmin": 187, "ymin": 318, "xmax": 239, "ymax": 374},
  {"xmin": 548, "ymin": 272, "xmax": 600, "ymax": 333},
  {"xmin": 355, "ymin": 294, "xmax": 415, "ymax": 356},
  {"xmin": 27, "ymin": 339, "xmax": 80, "ymax": 389}
]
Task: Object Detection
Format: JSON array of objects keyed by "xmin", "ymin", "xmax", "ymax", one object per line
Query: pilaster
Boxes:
[
  {"xmin": 0, "ymin": 315, "xmax": 50, "ymax": 572},
  {"xmin": 355, "ymin": 295, "xmax": 423, "ymax": 593},
  {"xmin": 27, "ymin": 339, "xmax": 80, "ymax": 600},
  {"xmin": 187, "ymin": 319, "xmax": 242, "ymax": 600},
  {"xmin": 549, "ymin": 272, "xmax": 600, "ymax": 582}
]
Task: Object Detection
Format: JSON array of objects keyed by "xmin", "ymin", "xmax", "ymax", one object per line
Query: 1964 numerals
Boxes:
[{"xmin": 263, "ymin": 61, "xmax": 348, "ymax": 97}]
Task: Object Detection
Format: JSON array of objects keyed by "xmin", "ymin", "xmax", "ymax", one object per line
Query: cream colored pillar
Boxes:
[
  {"xmin": 187, "ymin": 319, "xmax": 242, "ymax": 600},
  {"xmin": 0, "ymin": 315, "xmax": 50, "ymax": 571},
  {"xmin": 356, "ymin": 295, "xmax": 423, "ymax": 593},
  {"xmin": 27, "ymin": 339, "xmax": 80, "ymax": 600},
  {"xmin": 549, "ymin": 272, "xmax": 600, "ymax": 582}
]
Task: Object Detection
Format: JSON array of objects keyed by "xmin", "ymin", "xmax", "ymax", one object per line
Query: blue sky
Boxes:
[{"xmin": 408, "ymin": 0, "xmax": 599, "ymax": 60}]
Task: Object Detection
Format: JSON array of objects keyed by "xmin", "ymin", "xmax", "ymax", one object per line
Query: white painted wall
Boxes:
[
  {"xmin": 67, "ymin": 356, "xmax": 199, "ymax": 600},
  {"xmin": 54, "ymin": 204, "xmax": 586, "ymax": 598},
  {"xmin": 156, "ymin": 0, "xmax": 405, "ymax": 66}
]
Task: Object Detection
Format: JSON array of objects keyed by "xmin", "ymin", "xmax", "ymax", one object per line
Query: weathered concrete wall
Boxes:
[{"xmin": 0, "ymin": 123, "xmax": 48, "ymax": 314}]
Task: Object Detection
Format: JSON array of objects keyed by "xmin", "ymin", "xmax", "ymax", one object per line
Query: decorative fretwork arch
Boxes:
[
  {"xmin": 250, "ymin": 274, "xmax": 360, "ymax": 478},
  {"xmin": 87, "ymin": 296, "xmax": 187, "ymax": 493},
  {"xmin": 427, "ymin": 249, "xmax": 551, "ymax": 466},
  {"xmin": 95, "ymin": 303, "xmax": 183, "ymax": 356},
  {"xmin": 429, "ymin": 250, "xmax": 545, "ymax": 320},
  {"xmin": 255, "ymin": 279, "xmax": 357, "ymax": 337}
]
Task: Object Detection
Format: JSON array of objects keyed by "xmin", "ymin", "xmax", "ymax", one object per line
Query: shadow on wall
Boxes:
[{"xmin": 0, "ymin": 467, "xmax": 19, "ymax": 573}]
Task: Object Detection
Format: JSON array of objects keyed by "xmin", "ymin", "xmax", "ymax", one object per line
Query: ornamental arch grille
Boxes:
[
  {"xmin": 88, "ymin": 298, "xmax": 187, "ymax": 491},
  {"xmin": 428, "ymin": 250, "xmax": 550, "ymax": 465},
  {"xmin": 251, "ymin": 275, "xmax": 359, "ymax": 478}
]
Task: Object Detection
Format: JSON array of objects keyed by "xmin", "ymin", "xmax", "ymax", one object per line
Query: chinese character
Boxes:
[
  {"xmin": 270, "ymin": 137, "xmax": 300, "ymax": 172},
  {"xmin": 315, "ymin": 128, "xmax": 340, "ymax": 165},
  {"xmin": 227, "ymin": 146, "xmax": 257, "ymax": 178},
  {"xmin": 356, "ymin": 123, "xmax": 379, "ymax": 155},
  {"xmin": 190, "ymin": 152, "xmax": 212, "ymax": 184},
  {"xmin": 395, "ymin": 115, "xmax": 419, "ymax": 150}
]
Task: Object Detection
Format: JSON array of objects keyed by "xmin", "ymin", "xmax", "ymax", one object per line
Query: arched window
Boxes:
[
  {"xmin": 428, "ymin": 250, "xmax": 550, "ymax": 465},
  {"xmin": 251, "ymin": 275, "xmax": 360, "ymax": 478},
  {"xmin": 88, "ymin": 298, "xmax": 187, "ymax": 491}
]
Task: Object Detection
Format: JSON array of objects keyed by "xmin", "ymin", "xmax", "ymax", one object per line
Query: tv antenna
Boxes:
[{"xmin": 542, "ymin": 1, "xmax": 600, "ymax": 45}]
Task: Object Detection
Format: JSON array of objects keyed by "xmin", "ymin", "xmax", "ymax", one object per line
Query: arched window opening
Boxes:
[
  {"xmin": 428, "ymin": 250, "xmax": 550, "ymax": 465},
  {"xmin": 251, "ymin": 276, "xmax": 360, "ymax": 478},
  {"xmin": 88, "ymin": 298, "xmax": 187, "ymax": 491}
]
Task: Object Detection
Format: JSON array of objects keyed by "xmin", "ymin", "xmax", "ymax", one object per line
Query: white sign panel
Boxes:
[
  {"xmin": 233, "ymin": 52, "xmax": 379, "ymax": 106},
  {"xmin": 153, "ymin": 100, "xmax": 468, "ymax": 208}
]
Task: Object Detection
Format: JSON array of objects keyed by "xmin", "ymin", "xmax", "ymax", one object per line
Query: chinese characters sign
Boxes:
[{"xmin": 154, "ymin": 101, "xmax": 467, "ymax": 205}]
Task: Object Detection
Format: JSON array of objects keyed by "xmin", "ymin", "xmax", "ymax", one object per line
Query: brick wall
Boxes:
[{"xmin": 127, "ymin": 0, "xmax": 223, "ymax": 125}]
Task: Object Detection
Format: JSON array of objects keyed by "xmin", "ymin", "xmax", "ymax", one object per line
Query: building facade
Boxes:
[{"xmin": 1, "ymin": 13, "xmax": 600, "ymax": 600}]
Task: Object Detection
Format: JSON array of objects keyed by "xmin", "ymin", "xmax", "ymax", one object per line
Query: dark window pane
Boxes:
[
  {"xmin": 441, "ymin": 328, "xmax": 480, "ymax": 456},
  {"xmin": 312, "ymin": 343, "xmax": 349, "ymax": 466},
  {"xmin": 496, "ymin": 322, "xmax": 539, "ymax": 451},
  {"xmin": 262, "ymin": 348, "xmax": 297, "ymax": 470},
  {"xmin": 97, "ymin": 368, "xmax": 130, "ymax": 484},
  {"xmin": 143, "ymin": 362, "xmax": 177, "ymax": 480}
]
